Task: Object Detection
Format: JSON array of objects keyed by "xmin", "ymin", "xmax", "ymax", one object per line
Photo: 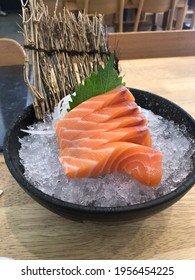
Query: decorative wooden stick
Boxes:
[{"xmin": 20, "ymin": 0, "xmax": 118, "ymax": 120}]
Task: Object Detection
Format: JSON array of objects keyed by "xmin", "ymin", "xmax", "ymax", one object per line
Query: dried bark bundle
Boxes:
[{"xmin": 21, "ymin": 0, "xmax": 118, "ymax": 119}]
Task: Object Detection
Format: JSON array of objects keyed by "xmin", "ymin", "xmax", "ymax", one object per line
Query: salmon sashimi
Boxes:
[
  {"xmin": 63, "ymin": 86, "xmax": 135, "ymax": 120},
  {"xmin": 56, "ymin": 113, "xmax": 146, "ymax": 133},
  {"xmin": 82, "ymin": 102, "xmax": 139, "ymax": 123},
  {"xmin": 55, "ymin": 86, "xmax": 162, "ymax": 187},
  {"xmin": 59, "ymin": 126, "xmax": 151, "ymax": 149},
  {"xmin": 59, "ymin": 143, "xmax": 162, "ymax": 186},
  {"xmin": 56, "ymin": 113, "xmax": 147, "ymax": 143}
]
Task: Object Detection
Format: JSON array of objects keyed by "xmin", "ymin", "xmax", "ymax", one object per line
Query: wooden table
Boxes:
[{"xmin": 0, "ymin": 56, "xmax": 195, "ymax": 260}]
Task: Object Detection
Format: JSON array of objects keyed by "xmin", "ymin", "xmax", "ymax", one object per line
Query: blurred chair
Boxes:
[
  {"xmin": 189, "ymin": 3, "xmax": 195, "ymax": 28},
  {"xmin": 108, "ymin": 30, "xmax": 195, "ymax": 59},
  {"xmin": 75, "ymin": 0, "xmax": 128, "ymax": 32},
  {"xmin": 0, "ymin": 38, "xmax": 25, "ymax": 66},
  {"xmin": 108, "ymin": 29, "xmax": 195, "ymax": 138},
  {"xmin": 172, "ymin": 0, "xmax": 188, "ymax": 29},
  {"xmin": 177, "ymin": 0, "xmax": 195, "ymax": 29},
  {"xmin": 131, "ymin": 0, "xmax": 176, "ymax": 31}
]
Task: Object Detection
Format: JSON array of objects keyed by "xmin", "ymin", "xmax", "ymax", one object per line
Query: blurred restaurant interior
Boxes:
[
  {"xmin": 1, "ymin": 1, "xmax": 195, "ymax": 261},
  {"xmin": 0, "ymin": 0, "xmax": 195, "ymax": 44}
]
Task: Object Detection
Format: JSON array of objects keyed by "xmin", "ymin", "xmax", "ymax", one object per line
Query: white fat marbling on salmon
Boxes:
[{"xmin": 55, "ymin": 86, "xmax": 162, "ymax": 186}]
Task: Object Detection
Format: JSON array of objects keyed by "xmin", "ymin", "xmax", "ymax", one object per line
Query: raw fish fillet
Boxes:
[{"xmin": 55, "ymin": 86, "xmax": 162, "ymax": 187}]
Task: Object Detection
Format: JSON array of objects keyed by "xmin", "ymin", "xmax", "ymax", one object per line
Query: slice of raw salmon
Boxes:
[
  {"xmin": 55, "ymin": 86, "xmax": 162, "ymax": 187},
  {"xmin": 59, "ymin": 126, "xmax": 151, "ymax": 149},
  {"xmin": 59, "ymin": 142, "xmax": 162, "ymax": 186}
]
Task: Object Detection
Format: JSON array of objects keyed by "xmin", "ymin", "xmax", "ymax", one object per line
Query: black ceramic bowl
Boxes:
[{"xmin": 3, "ymin": 88, "xmax": 195, "ymax": 222}]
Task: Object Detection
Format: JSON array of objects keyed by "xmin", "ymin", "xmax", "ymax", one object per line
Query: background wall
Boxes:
[{"xmin": 1, "ymin": 0, "xmax": 22, "ymax": 12}]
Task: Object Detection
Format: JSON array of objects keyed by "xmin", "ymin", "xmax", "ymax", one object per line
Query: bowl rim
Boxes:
[{"xmin": 3, "ymin": 88, "xmax": 195, "ymax": 216}]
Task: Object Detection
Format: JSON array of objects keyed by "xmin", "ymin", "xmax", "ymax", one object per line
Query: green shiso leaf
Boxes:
[{"xmin": 68, "ymin": 53, "xmax": 125, "ymax": 111}]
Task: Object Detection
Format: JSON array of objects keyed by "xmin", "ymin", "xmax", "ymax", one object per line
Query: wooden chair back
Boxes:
[
  {"xmin": 108, "ymin": 30, "xmax": 195, "ymax": 59},
  {"xmin": 75, "ymin": 0, "xmax": 128, "ymax": 32},
  {"xmin": 132, "ymin": 0, "xmax": 175, "ymax": 31},
  {"xmin": 0, "ymin": 38, "xmax": 25, "ymax": 67},
  {"xmin": 132, "ymin": 0, "xmax": 173, "ymax": 13}
]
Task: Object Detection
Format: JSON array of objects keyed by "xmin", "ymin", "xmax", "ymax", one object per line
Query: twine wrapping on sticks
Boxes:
[{"xmin": 21, "ymin": 0, "xmax": 119, "ymax": 119}]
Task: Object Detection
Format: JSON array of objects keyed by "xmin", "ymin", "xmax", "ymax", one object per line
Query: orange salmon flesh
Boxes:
[{"xmin": 55, "ymin": 86, "xmax": 162, "ymax": 187}]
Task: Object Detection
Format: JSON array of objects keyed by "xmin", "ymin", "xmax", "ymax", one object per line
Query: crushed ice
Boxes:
[{"xmin": 19, "ymin": 109, "xmax": 194, "ymax": 207}]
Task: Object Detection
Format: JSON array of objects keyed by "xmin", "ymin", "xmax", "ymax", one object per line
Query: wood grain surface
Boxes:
[
  {"xmin": 109, "ymin": 30, "xmax": 195, "ymax": 59},
  {"xmin": 0, "ymin": 39, "xmax": 25, "ymax": 67},
  {"xmin": 0, "ymin": 56, "xmax": 195, "ymax": 260}
]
